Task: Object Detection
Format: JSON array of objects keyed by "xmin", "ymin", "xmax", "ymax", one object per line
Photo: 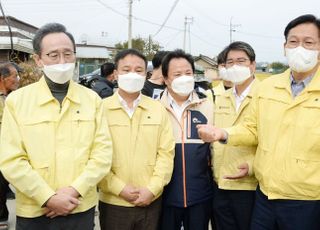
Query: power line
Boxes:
[
  {"xmin": 95, "ymin": 0, "xmax": 127, "ymax": 18},
  {"xmin": 153, "ymin": 0, "xmax": 180, "ymax": 37}
]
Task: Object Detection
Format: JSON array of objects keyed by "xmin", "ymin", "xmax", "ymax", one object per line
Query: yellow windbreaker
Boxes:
[
  {"xmin": 0, "ymin": 77, "xmax": 113, "ymax": 217},
  {"xmin": 214, "ymin": 80, "xmax": 258, "ymax": 191},
  {"xmin": 99, "ymin": 93, "xmax": 175, "ymax": 207},
  {"xmin": 227, "ymin": 67, "xmax": 320, "ymax": 200}
]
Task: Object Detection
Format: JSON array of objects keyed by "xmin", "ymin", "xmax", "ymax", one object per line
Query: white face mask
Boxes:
[
  {"xmin": 117, "ymin": 72, "xmax": 145, "ymax": 93},
  {"xmin": 43, "ymin": 63, "xmax": 75, "ymax": 84},
  {"xmin": 218, "ymin": 67, "xmax": 227, "ymax": 79},
  {"xmin": 171, "ymin": 75, "xmax": 195, "ymax": 96},
  {"xmin": 285, "ymin": 46, "xmax": 319, "ymax": 73},
  {"xmin": 223, "ymin": 65, "xmax": 252, "ymax": 85}
]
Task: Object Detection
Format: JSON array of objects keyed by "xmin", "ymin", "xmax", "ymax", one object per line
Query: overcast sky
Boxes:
[{"xmin": 2, "ymin": 0, "xmax": 320, "ymax": 62}]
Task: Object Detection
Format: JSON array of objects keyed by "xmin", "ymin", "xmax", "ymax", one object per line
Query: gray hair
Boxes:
[
  {"xmin": 224, "ymin": 41, "xmax": 256, "ymax": 62},
  {"xmin": 0, "ymin": 62, "xmax": 18, "ymax": 78},
  {"xmin": 32, "ymin": 23, "xmax": 76, "ymax": 55}
]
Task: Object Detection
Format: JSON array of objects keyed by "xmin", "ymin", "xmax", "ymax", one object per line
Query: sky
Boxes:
[{"xmin": 1, "ymin": 0, "xmax": 320, "ymax": 62}]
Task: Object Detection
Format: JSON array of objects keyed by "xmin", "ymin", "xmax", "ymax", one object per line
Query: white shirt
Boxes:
[
  {"xmin": 232, "ymin": 81, "xmax": 253, "ymax": 112},
  {"xmin": 167, "ymin": 92, "xmax": 192, "ymax": 120},
  {"xmin": 118, "ymin": 92, "xmax": 141, "ymax": 118}
]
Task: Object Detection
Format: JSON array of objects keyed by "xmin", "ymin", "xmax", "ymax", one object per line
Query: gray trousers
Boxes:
[{"xmin": 16, "ymin": 207, "xmax": 95, "ymax": 230}]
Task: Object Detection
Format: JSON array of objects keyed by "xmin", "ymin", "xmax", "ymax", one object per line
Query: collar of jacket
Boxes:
[
  {"xmin": 37, "ymin": 76, "xmax": 80, "ymax": 106},
  {"xmin": 274, "ymin": 67, "xmax": 320, "ymax": 93},
  {"xmin": 160, "ymin": 88, "xmax": 205, "ymax": 110},
  {"xmin": 107, "ymin": 91, "xmax": 149, "ymax": 111}
]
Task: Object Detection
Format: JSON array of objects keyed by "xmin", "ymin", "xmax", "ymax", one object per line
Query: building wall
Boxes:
[{"xmin": 195, "ymin": 59, "xmax": 216, "ymax": 70}]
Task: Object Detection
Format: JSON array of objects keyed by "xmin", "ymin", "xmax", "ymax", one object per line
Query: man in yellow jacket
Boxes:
[
  {"xmin": 98, "ymin": 49, "xmax": 175, "ymax": 230},
  {"xmin": 198, "ymin": 14, "xmax": 320, "ymax": 230},
  {"xmin": 0, "ymin": 23, "xmax": 112, "ymax": 230},
  {"xmin": 213, "ymin": 41, "xmax": 258, "ymax": 230}
]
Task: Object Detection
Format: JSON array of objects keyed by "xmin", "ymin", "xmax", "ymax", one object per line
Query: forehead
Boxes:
[
  {"xmin": 226, "ymin": 50, "xmax": 249, "ymax": 59},
  {"xmin": 6, "ymin": 65, "xmax": 18, "ymax": 75},
  {"xmin": 40, "ymin": 32, "xmax": 74, "ymax": 52},
  {"xmin": 168, "ymin": 58, "xmax": 192, "ymax": 71},
  {"xmin": 117, "ymin": 54, "xmax": 146, "ymax": 69},
  {"xmin": 287, "ymin": 23, "xmax": 319, "ymax": 40}
]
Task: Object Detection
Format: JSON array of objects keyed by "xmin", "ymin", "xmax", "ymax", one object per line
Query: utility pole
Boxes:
[
  {"xmin": 183, "ymin": 16, "xmax": 193, "ymax": 51},
  {"xmin": 128, "ymin": 0, "xmax": 133, "ymax": 48},
  {"xmin": 229, "ymin": 17, "xmax": 241, "ymax": 43}
]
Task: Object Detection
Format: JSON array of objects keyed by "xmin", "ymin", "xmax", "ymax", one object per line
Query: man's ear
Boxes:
[{"xmin": 33, "ymin": 54, "xmax": 43, "ymax": 67}]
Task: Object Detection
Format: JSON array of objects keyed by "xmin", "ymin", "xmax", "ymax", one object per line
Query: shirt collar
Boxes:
[
  {"xmin": 167, "ymin": 91, "xmax": 193, "ymax": 108},
  {"xmin": 290, "ymin": 73, "xmax": 314, "ymax": 87},
  {"xmin": 232, "ymin": 80, "xmax": 253, "ymax": 99},
  {"xmin": 117, "ymin": 91, "xmax": 142, "ymax": 110}
]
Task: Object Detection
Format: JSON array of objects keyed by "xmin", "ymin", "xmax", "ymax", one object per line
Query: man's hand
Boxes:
[
  {"xmin": 133, "ymin": 187, "xmax": 154, "ymax": 207},
  {"xmin": 119, "ymin": 185, "xmax": 139, "ymax": 203},
  {"xmin": 44, "ymin": 193, "xmax": 80, "ymax": 218},
  {"xmin": 56, "ymin": 186, "xmax": 80, "ymax": 198},
  {"xmin": 223, "ymin": 163, "xmax": 249, "ymax": 180},
  {"xmin": 197, "ymin": 124, "xmax": 227, "ymax": 142}
]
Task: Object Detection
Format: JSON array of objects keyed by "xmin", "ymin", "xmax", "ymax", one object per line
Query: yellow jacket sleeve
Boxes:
[
  {"xmin": 71, "ymin": 99, "xmax": 113, "ymax": 197},
  {"xmin": 0, "ymin": 98, "xmax": 55, "ymax": 206},
  {"xmin": 146, "ymin": 107, "xmax": 175, "ymax": 197},
  {"xmin": 99, "ymin": 170, "xmax": 126, "ymax": 196}
]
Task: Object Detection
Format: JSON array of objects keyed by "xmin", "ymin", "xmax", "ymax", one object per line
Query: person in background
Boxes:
[
  {"xmin": 159, "ymin": 49, "xmax": 214, "ymax": 230},
  {"xmin": 142, "ymin": 51, "xmax": 169, "ymax": 99},
  {"xmin": 197, "ymin": 14, "xmax": 320, "ymax": 230},
  {"xmin": 98, "ymin": 49, "xmax": 175, "ymax": 230},
  {"xmin": 0, "ymin": 23, "xmax": 112, "ymax": 230},
  {"xmin": 0, "ymin": 62, "xmax": 20, "ymax": 230},
  {"xmin": 217, "ymin": 49, "xmax": 234, "ymax": 91},
  {"xmin": 91, "ymin": 62, "xmax": 116, "ymax": 98}
]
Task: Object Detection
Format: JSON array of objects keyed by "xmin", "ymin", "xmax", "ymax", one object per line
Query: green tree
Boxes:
[
  {"xmin": 270, "ymin": 62, "xmax": 287, "ymax": 70},
  {"xmin": 115, "ymin": 36, "xmax": 161, "ymax": 60},
  {"xmin": 269, "ymin": 62, "xmax": 289, "ymax": 74}
]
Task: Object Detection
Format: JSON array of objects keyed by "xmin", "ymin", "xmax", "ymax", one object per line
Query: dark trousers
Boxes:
[
  {"xmin": 160, "ymin": 199, "xmax": 212, "ymax": 230},
  {"xmin": 99, "ymin": 198, "xmax": 162, "ymax": 230},
  {"xmin": 0, "ymin": 171, "xmax": 9, "ymax": 221},
  {"xmin": 212, "ymin": 181, "xmax": 255, "ymax": 230},
  {"xmin": 16, "ymin": 207, "xmax": 95, "ymax": 230},
  {"xmin": 251, "ymin": 187, "xmax": 320, "ymax": 230}
]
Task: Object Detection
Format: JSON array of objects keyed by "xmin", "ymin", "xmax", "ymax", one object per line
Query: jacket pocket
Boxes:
[
  {"xmin": 138, "ymin": 120, "xmax": 161, "ymax": 165},
  {"xmin": 20, "ymin": 118, "xmax": 53, "ymax": 163},
  {"xmin": 285, "ymin": 156, "xmax": 320, "ymax": 197},
  {"xmin": 71, "ymin": 114, "xmax": 95, "ymax": 149}
]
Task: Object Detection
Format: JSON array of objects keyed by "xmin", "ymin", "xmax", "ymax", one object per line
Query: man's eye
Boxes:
[{"xmin": 49, "ymin": 53, "xmax": 58, "ymax": 58}]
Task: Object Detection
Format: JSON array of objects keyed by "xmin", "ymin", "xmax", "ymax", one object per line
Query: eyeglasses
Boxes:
[
  {"xmin": 226, "ymin": 58, "xmax": 249, "ymax": 66},
  {"xmin": 45, "ymin": 51, "xmax": 76, "ymax": 62},
  {"xmin": 286, "ymin": 39, "xmax": 319, "ymax": 49}
]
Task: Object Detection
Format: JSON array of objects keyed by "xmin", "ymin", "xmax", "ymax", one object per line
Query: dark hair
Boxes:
[
  {"xmin": 0, "ymin": 62, "xmax": 18, "ymax": 78},
  {"xmin": 152, "ymin": 51, "xmax": 169, "ymax": 69},
  {"xmin": 217, "ymin": 48, "xmax": 227, "ymax": 65},
  {"xmin": 100, "ymin": 62, "xmax": 115, "ymax": 78},
  {"xmin": 284, "ymin": 14, "xmax": 320, "ymax": 41},
  {"xmin": 33, "ymin": 23, "xmax": 76, "ymax": 54},
  {"xmin": 224, "ymin": 41, "xmax": 256, "ymax": 62},
  {"xmin": 114, "ymin": 49, "xmax": 147, "ymax": 70},
  {"xmin": 161, "ymin": 49, "xmax": 195, "ymax": 78}
]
